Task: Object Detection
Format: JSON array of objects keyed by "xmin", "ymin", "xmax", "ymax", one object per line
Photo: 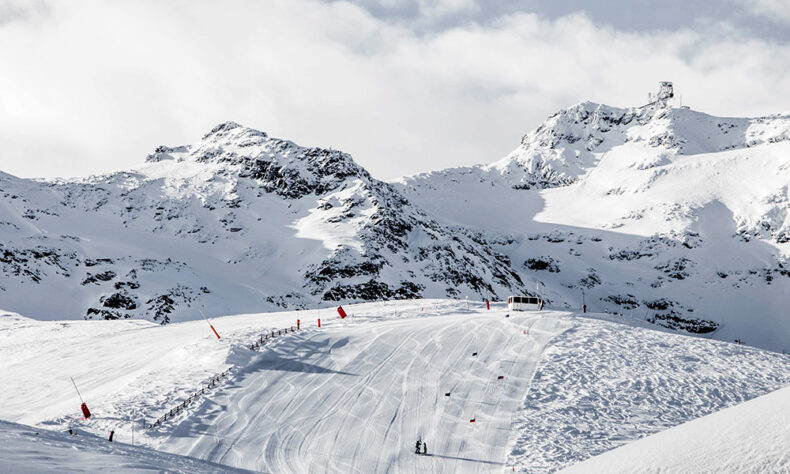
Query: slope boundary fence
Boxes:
[{"xmin": 146, "ymin": 324, "xmax": 301, "ymax": 430}]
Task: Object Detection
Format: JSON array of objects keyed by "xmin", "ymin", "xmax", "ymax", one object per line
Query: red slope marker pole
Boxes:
[
  {"xmin": 70, "ymin": 377, "xmax": 92, "ymax": 419},
  {"xmin": 199, "ymin": 310, "xmax": 220, "ymax": 339},
  {"xmin": 337, "ymin": 306, "xmax": 347, "ymax": 319},
  {"xmin": 486, "ymin": 299, "xmax": 490, "ymax": 311},
  {"xmin": 318, "ymin": 318, "xmax": 321, "ymax": 328}
]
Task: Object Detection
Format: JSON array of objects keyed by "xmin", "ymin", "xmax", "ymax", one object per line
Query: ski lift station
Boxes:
[{"xmin": 507, "ymin": 296, "xmax": 540, "ymax": 311}]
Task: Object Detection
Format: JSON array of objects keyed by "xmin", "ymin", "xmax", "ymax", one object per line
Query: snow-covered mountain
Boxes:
[
  {"xmin": 0, "ymin": 122, "xmax": 524, "ymax": 323},
  {"xmin": 394, "ymin": 102, "xmax": 790, "ymax": 352},
  {"xmin": 2, "ymin": 96, "xmax": 789, "ymax": 351}
]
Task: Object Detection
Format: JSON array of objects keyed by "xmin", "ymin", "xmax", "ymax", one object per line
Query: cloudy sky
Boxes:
[{"xmin": 2, "ymin": 0, "xmax": 790, "ymax": 180}]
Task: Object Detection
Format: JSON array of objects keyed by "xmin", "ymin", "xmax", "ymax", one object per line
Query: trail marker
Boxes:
[
  {"xmin": 199, "ymin": 309, "xmax": 220, "ymax": 339},
  {"xmin": 69, "ymin": 377, "xmax": 92, "ymax": 419}
]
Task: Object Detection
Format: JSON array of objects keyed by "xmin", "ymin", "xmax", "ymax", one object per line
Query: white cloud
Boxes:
[
  {"xmin": 1, "ymin": 0, "xmax": 790, "ymax": 181},
  {"xmin": 739, "ymin": 0, "xmax": 790, "ymax": 23},
  {"xmin": 418, "ymin": 0, "xmax": 479, "ymax": 18}
]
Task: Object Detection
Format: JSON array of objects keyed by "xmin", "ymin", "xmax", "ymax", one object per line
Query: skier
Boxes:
[
  {"xmin": 422, "ymin": 441, "xmax": 428, "ymax": 455},
  {"xmin": 415, "ymin": 438, "xmax": 422, "ymax": 454}
]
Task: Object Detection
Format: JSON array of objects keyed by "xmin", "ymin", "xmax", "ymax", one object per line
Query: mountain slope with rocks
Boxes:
[
  {"xmin": 0, "ymin": 122, "xmax": 525, "ymax": 324},
  {"xmin": 394, "ymin": 99, "xmax": 790, "ymax": 352},
  {"xmin": 3, "ymin": 94, "xmax": 790, "ymax": 352}
]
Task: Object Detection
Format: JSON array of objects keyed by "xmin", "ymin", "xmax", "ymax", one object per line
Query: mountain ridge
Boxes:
[{"xmin": 2, "ymin": 98, "xmax": 789, "ymax": 351}]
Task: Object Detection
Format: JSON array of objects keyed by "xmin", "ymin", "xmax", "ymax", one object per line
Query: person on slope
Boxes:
[
  {"xmin": 422, "ymin": 441, "xmax": 428, "ymax": 455},
  {"xmin": 415, "ymin": 438, "xmax": 422, "ymax": 454}
]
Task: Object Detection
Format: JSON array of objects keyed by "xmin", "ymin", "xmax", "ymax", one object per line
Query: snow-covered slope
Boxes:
[
  {"xmin": 0, "ymin": 419, "xmax": 248, "ymax": 473},
  {"xmin": 0, "ymin": 123, "xmax": 524, "ymax": 324},
  {"xmin": 395, "ymin": 103, "xmax": 790, "ymax": 351},
  {"xmin": 3, "ymin": 302, "xmax": 789, "ymax": 473},
  {"xmin": 561, "ymin": 383, "xmax": 790, "ymax": 473},
  {"xmin": 3, "ymin": 98, "xmax": 790, "ymax": 352}
]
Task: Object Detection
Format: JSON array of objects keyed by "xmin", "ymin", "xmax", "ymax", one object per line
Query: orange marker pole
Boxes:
[{"xmin": 318, "ymin": 318, "xmax": 321, "ymax": 328}]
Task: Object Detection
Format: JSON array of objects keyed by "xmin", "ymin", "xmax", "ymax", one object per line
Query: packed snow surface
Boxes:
[
  {"xmin": 3, "ymin": 300, "xmax": 789, "ymax": 472},
  {"xmin": 561, "ymin": 383, "xmax": 790, "ymax": 473},
  {"xmin": 507, "ymin": 313, "xmax": 790, "ymax": 472},
  {"xmin": 0, "ymin": 419, "xmax": 249, "ymax": 473}
]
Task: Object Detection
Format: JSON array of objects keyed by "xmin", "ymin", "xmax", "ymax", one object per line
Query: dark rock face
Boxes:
[
  {"xmin": 524, "ymin": 257, "xmax": 560, "ymax": 273},
  {"xmin": 601, "ymin": 294, "xmax": 640, "ymax": 310},
  {"xmin": 648, "ymin": 313, "xmax": 719, "ymax": 334},
  {"xmin": 102, "ymin": 292, "xmax": 137, "ymax": 310}
]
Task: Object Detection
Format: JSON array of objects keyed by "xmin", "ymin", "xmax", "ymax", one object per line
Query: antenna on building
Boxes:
[{"xmin": 643, "ymin": 81, "xmax": 674, "ymax": 109}]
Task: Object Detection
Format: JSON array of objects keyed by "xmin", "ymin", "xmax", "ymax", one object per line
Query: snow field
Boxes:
[
  {"xmin": 507, "ymin": 315, "xmax": 790, "ymax": 472},
  {"xmin": 0, "ymin": 419, "xmax": 252, "ymax": 473},
  {"xmin": 561, "ymin": 383, "xmax": 790, "ymax": 473},
  {"xmin": 3, "ymin": 300, "xmax": 790, "ymax": 473}
]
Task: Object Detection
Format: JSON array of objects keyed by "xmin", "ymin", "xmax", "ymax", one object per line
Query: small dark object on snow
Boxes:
[
  {"xmin": 505, "ymin": 314, "xmax": 510, "ymax": 318},
  {"xmin": 497, "ymin": 375, "xmax": 504, "ymax": 380},
  {"xmin": 108, "ymin": 430, "xmax": 114, "ymax": 442},
  {"xmin": 415, "ymin": 439, "xmax": 422, "ymax": 454},
  {"xmin": 445, "ymin": 392, "xmax": 451, "ymax": 396},
  {"xmin": 472, "ymin": 352, "xmax": 478, "ymax": 357},
  {"xmin": 423, "ymin": 442, "xmax": 427, "ymax": 455}
]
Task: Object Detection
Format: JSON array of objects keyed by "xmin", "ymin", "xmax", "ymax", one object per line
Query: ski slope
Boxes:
[
  {"xmin": 3, "ymin": 300, "xmax": 790, "ymax": 472},
  {"xmin": 160, "ymin": 308, "xmax": 568, "ymax": 473}
]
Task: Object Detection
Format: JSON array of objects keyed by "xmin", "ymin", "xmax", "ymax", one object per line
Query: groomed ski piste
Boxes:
[{"xmin": 2, "ymin": 300, "xmax": 790, "ymax": 472}]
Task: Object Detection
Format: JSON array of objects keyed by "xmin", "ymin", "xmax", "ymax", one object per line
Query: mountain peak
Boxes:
[
  {"xmin": 488, "ymin": 92, "xmax": 790, "ymax": 190},
  {"xmin": 201, "ymin": 121, "xmax": 268, "ymax": 142}
]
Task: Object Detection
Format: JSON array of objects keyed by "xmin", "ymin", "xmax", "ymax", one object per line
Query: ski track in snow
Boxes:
[
  {"xmin": 161, "ymin": 308, "xmax": 569, "ymax": 473},
  {"xmin": 507, "ymin": 316, "xmax": 790, "ymax": 473},
  {"xmin": 560, "ymin": 383, "xmax": 790, "ymax": 473},
  {"xmin": 3, "ymin": 300, "xmax": 790, "ymax": 473}
]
